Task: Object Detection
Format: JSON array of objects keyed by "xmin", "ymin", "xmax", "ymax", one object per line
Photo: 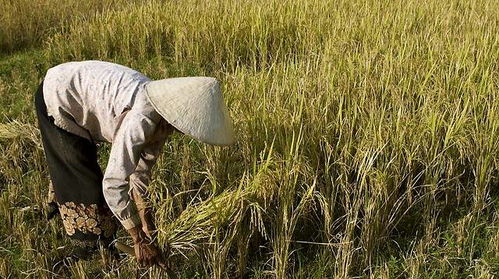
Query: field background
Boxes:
[{"xmin": 0, "ymin": 0, "xmax": 498, "ymax": 278}]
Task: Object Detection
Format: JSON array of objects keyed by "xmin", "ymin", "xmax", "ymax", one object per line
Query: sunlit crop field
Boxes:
[{"xmin": 0, "ymin": 0, "xmax": 498, "ymax": 278}]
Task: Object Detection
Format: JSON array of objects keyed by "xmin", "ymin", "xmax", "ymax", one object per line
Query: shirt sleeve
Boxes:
[
  {"xmin": 102, "ymin": 111, "xmax": 159, "ymax": 230},
  {"xmin": 129, "ymin": 137, "xmax": 167, "ymax": 205}
]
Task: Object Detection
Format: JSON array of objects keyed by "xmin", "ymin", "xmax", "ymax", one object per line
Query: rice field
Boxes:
[{"xmin": 0, "ymin": 0, "xmax": 498, "ymax": 278}]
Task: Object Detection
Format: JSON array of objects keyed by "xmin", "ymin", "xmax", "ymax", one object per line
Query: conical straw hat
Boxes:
[{"xmin": 145, "ymin": 77, "xmax": 235, "ymax": 146}]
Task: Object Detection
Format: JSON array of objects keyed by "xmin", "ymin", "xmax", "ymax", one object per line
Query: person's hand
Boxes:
[
  {"xmin": 127, "ymin": 226, "xmax": 164, "ymax": 268},
  {"xmin": 134, "ymin": 240, "xmax": 163, "ymax": 267}
]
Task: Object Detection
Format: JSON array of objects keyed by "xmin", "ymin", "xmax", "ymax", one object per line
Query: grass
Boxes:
[{"xmin": 0, "ymin": 0, "xmax": 498, "ymax": 278}]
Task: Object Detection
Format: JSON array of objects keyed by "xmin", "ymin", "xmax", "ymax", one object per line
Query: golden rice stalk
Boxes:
[{"xmin": 0, "ymin": 121, "xmax": 41, "ymax": 147}]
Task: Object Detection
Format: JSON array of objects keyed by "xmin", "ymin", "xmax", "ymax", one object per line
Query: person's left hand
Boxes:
[{"xmin": 128, "ymin": 226, "xmax": 165, "ymax": 268}]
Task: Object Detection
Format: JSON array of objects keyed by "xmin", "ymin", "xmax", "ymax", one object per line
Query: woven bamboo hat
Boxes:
[{"xmin": 145, "ymin": 77, "xmax": 235, "ymax": 146}]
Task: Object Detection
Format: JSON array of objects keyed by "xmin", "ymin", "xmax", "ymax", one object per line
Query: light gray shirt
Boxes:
[{"xmin": 43, "ymin": 60, "xmax": 169, "ymax": 229}]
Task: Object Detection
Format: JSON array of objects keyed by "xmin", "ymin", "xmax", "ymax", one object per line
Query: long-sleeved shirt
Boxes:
[{"xmin": 42, "ymin": 60, "xmax": 170, "ymax": 229}]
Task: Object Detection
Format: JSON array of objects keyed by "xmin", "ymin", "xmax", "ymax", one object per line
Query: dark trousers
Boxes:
[{"xmin": 34, "ymin": 82, "xmax": 117, "ymax": 246}]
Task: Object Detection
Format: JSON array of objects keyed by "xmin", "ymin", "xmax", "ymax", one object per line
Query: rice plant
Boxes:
[{"xmin": 0, "ymin": 0, "xmax": 498, "ymax": 278}]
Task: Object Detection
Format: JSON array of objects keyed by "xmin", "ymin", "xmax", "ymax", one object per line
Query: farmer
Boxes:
[{"xmin": 34, "ymin": 60, "xmax": 234, "ymax": 266}]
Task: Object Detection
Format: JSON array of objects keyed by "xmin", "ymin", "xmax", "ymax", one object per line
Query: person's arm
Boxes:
[
  {"xmin": 129, "ymin": 121, "xmax": 171, "ymax": 237},
  {"xmin": 129, "ymin": 143, "xmax": 165, "ymax": 237},
  {"xmin": 102, "ymin": 111, "xmax": 164, "ymax": 267},
  {"xmin": 131, "ymin": 187, "xmax": 156, "ymax": 238},
  {"xmin": 129, "ymin": 161, "xmax": 163, "ymax": 267}
]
